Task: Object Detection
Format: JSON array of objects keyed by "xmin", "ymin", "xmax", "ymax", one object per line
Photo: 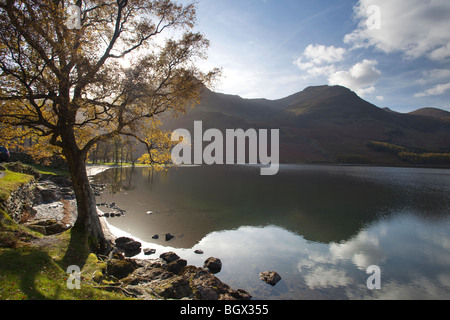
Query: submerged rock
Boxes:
[
  {"xmin": 165, "ymin": 233, "xmax": 175, "ymax": 241},
  {"xmin": 259, "ymin": 271, "xmax": 281, "ymax": 286}
]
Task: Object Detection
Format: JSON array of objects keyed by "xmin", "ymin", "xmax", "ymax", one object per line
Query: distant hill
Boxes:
[
  {"xmin": 409, "ymin": 107, "xmax": 450, "ymax": 120},
  {"xmin": 161, "ymin": 85, "xmax": 450, "ymax": 166}
]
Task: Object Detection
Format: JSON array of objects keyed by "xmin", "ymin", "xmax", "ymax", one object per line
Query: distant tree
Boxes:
[{"xmin": 0, "ymin": 0, "xmax": 218, "ymax": 252}]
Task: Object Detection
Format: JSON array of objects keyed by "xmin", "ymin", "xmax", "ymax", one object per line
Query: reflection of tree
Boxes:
[{"xmin": 95, "ymin": 167, "xmax": 136, "ymax": 194}]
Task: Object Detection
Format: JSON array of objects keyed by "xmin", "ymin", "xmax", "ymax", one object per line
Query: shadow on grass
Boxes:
[
  {"xmin": 0, "ymin": 249, "xmax": 63, "ymax": 300},
  {"xmin": 58, "ymin": 229, "xmax": 91, "ymax": 272},
  {"xmin": 0, "ymin": 229, "xmax": 92, "ymax": 300}
]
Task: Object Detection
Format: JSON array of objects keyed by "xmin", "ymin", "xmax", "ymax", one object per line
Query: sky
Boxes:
[{"xmin": 190, "ymin": 0, "xmax": 450, "ymax": 113}]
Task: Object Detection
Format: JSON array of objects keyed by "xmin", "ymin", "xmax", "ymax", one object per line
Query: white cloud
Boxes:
[
  {"xmin": 328, "ymin": 59, "xmax": 382, "ymax": 97},
  {"xmin": 294, "ymin": 44, "xmax": 346, "ymax": 78},
  {"xmin": 415, "ymin": 82, "xmax": 450, "ymax": 98},
  {"xmin": 344, "ymin": 0, "xmax": 450, "ymax": 61},
  {"xmin": 294, "ymin": 44, "xmax": 382, "ymax": 97},
  {"xmin": 303, "ymin": 44, "xmax": 347, "ymax": 65}
]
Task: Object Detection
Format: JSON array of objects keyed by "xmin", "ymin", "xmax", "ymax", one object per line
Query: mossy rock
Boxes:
[{"xmin": 107, "ymin": 259, "xmax": 137, "ymax": 280}]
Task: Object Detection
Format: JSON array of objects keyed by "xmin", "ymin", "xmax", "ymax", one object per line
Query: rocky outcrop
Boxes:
[{"xmin": 106, "ymin": 252, "xmax": 251, "ymax": 301}]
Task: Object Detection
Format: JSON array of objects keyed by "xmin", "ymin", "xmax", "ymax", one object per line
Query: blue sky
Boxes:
[{"xmin": 191, "ymin": 0, "xmax": 450, "ymax": 113}]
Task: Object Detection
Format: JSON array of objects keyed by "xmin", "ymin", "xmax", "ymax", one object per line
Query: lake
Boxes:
[{"xmin": 92, "ymin": 164, "xmax": 450, "ymax": 300}]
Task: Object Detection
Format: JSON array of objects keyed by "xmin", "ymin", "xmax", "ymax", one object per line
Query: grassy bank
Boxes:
[{"xmin": 0, "ymin": 166, "xmax": 128, "ymax": 300}]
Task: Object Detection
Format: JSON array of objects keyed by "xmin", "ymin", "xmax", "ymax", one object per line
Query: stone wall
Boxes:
[{"xmin": 3, "ymin": 181, "xmax": 37, "ymax": 223}]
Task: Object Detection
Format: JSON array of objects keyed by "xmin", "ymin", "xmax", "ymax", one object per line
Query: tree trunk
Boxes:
[{"xmin": 65, "ymin": 150, "xmax": 111, "ymax": 254}]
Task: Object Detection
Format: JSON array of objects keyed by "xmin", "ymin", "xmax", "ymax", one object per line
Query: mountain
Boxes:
[
  {"xmin": 161, "ymin": 85, "xmax": 450, "ymax": 166},
  {"xmin": 409, "ymin": 107, "xmax": 450, "ymax": 120}
]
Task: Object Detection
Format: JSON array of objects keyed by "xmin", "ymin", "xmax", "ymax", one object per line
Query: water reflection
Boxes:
[
  {"xmin": 94, "ymin": 165, "xmax": 450, "ymax": 246},
  {"xmin": 105, "ymin": 212, "xmax": 450, "ymax": 300},
  {"xmin": 94, "ymin": 165, "xmax": 450, "ymax": 299}
]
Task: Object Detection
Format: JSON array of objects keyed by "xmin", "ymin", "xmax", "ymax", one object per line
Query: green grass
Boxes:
[
  {"xmin": 0, "ymin": 169, "xmax": 130, "ymax": 300},
  {"xmin": 0, "ymin": 221, "xmax": 129, "ymax": 300},
  {"xmin": 0, "ymin": 170, "xmax": 35, "ymax": 202},
  {"xmin": 29, "ymin": 164, "xmax": 69, "ymax": 177}
]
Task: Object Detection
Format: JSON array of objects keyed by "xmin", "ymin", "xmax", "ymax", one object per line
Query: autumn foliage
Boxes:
[{"xmin": 0, "ymin": 0, "xmax": 218, "ymax": 251}]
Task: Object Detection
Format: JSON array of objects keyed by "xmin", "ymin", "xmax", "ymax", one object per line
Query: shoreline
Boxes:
[
  {"xmin": 31, "ymin": 163, "xmax": 252, "ymax": 300},
  {"xmin": 85, "ymin": 164, "xmax": 128, "ymax": 243}
]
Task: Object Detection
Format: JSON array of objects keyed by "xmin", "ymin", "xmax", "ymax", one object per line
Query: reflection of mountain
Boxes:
[
  {"xmin": 162, "ymin": 85, "xmax": 450, "ymax": 165},
  {"xmin": 94, "ymin": 166, "xmax": 450, "ymax": 246}
]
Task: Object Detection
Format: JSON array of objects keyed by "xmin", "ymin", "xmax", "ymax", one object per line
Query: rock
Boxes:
[
  {"xmin": 167, "ymin": 259, "xmax": 187, "ymax": 275},
  {"xmin": 107, "ymin": 259, "xmax": 137, "ymax": 280},
  {"xmin": 160, "ymin": 252, "xmax": 180, "ymax": 263},
  {"xmin": 259, "ymin": 271, "xmax": 281, "ymax": 286},
  {"xmin": 194, "ymin": 250, "xmax": 204, "ymax": 255},
  {"xmin": 120, "ymin": 260, "xmax": 251, "ymax": 301},
  {"xmin": 165, "ymin": 233, "xmax": 175, "ymax": 241},
  {"xmin": 152, "ymin": 234, "xmax": 159, "ymax": 239},
  {"xmin": 0, "ymin": 165, "xmax": 6, "ymax": 171},
  {"xmin": 25, "ymin": 219, "xmax": 69, "ymax": 235},
  {"xmin": 204, "ymin": 257, "xmax": 222, "ymax": 274},
  {"xmin": 182, "ymin": 266, "xmax": 251, "ymax": 300},
  {"xmin": 154, "ymin": 276, "xmax": 193, "ymax": 300},
  {"xmin": 143, "ymin": 248, "xmax": 156, "ymax": 256},
  {"xmin": 45, "ymin": 221, "xmax": 69, "ymax": 235},
  {"xmin": 115, "ymin": 237, "xmax": 142, "ymax": 257},
  {"xmin": 39, "ymin": 188, "xmax": 60, "ymax": 204}
]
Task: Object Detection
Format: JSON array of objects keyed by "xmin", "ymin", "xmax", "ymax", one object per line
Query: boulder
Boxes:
[
  {"xmin": 167, "ymin": 259, "xmax": 187, "ymax": 275},
  {"xmin": 204, "ymin": 257, "xmax": 222, "ymax": 274},
  {"xmin": 115, "ymin": 237, "xmax": 142, "ymax": 257},
  {"xmin": 107, "ymin": 259, "xmax": 137, "ymax": 280},
  {"xmin": 25, "ymin": 219, "xmax": 69, "ymax": 235},
  {"xmin": 154, "ymin": 276, "xmax": 192, "ymax": 300},
  {"xmin": 182, "ymin": 266, "xmax": 251, "ymax": 300},
  {"xmin": 39, "ymin": 188, "xmax": 60, "ymax": 204},
  {"xmin": 160, "ymin": 252, "xmax": 180, "ymax": 263},
  {"xmin": 259, "ymin": 271, "xmax": 281, "ymax": 286}
]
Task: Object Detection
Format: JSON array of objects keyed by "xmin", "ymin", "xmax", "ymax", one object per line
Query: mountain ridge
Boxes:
[{"xmin": 162, "ymin": 85, "xmax": 450, "ymax": 166}]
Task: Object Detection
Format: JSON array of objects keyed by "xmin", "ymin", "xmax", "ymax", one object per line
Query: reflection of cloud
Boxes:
[
  {"xmin": 359, "ymin": 274, "xmax": 450, "ymax": 300},
  {"xmin": 304, "ymin": 267, "xmax": 353, "ymax": 289},
  {"xmin": 297, "ymin": 229, "xmax": 386, "ymax": 290},
  {"xmin": 107, "ymin": 216, "xmax": 450, "ymax": 299},
  {"xmin": 329, "ymin": 230, "xmax": 386, "ymax": 270}
]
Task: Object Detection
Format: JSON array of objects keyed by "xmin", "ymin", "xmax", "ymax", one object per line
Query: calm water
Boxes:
[{"xmin": 93, "ymin": 164, "xmax": 450, "ymax": 300}]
